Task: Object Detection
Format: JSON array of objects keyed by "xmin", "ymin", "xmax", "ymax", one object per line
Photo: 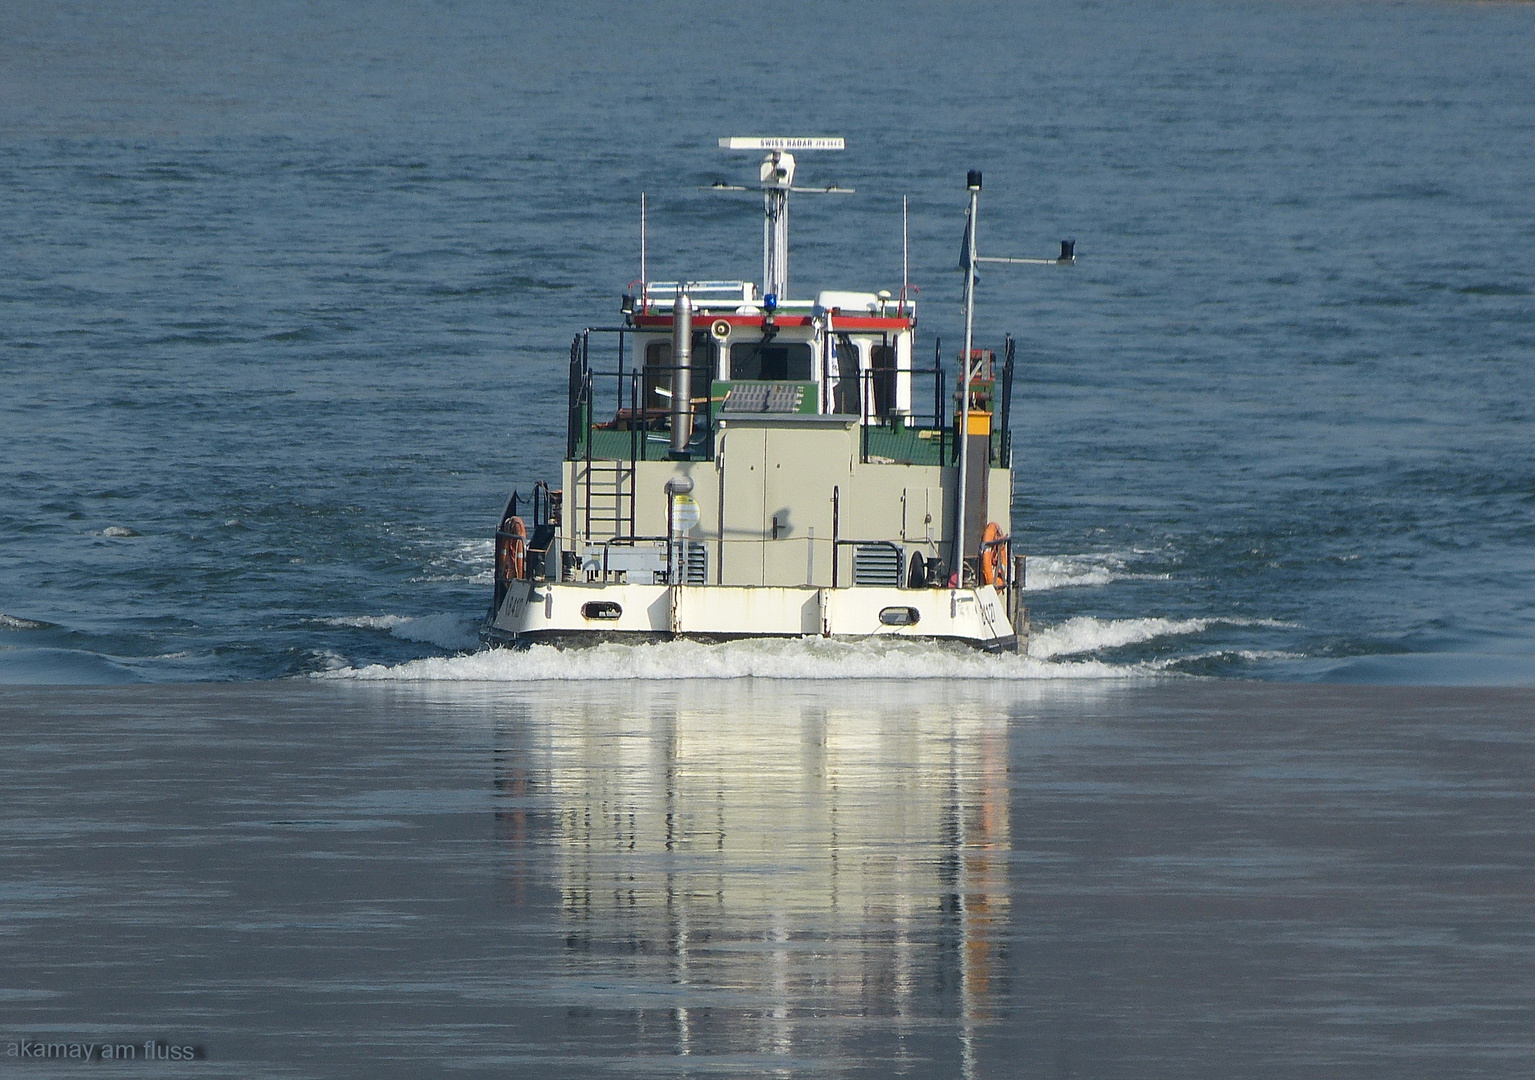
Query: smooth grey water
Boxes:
[{"xmin": 3, "ymin": 682, "xmax": 1532, "ymax": 1078}]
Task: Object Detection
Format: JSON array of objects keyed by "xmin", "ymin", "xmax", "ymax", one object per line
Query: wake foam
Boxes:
[
  {"xmin": 1024, "ymin": 551, "xmax": 1169, "ymax": 591},
  {"xmin": 319, "ymin": 612, "xmax": 1242, "ymax": 683},
  {"xmin": 320, "ymin": 613, "xmax": 480, "ymax": 651},
  {"xmin": 412, "ymin": 538, "xmax": 494, "ymax": 585},
  {"xmin": 320, "ymin": 637, "xmax": 1142, "ymax": 682},
  {"xmin": 1030, "ymin": 616, "xmax": 1211, "ymax": 659},
  {"xmin": 314, "ymin": 611, "xmax": 1296, "ymax": 682},
  {"xmin": 1028, "ymin": 615, "xmax": 1294, "ymax": 659},
  {"xmin": 0, "ymin": 613, "xmax": 54, "ymax": 631}
]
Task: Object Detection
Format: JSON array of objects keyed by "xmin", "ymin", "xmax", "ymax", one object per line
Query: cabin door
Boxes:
[
  {"xmin": 760, "ymin": 426, "xmax": 847, "ymax": 588},
  {"xmin": 718, "ymin": 422, "xmax": 851, "ymax": 588},
  {"xmin": 718, "ymin": 425, "xmax": 767, "ymax": 585}
]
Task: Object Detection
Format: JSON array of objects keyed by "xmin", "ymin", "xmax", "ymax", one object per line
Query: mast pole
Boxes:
[
  {"xmin": 763, "ymin": 190, "xmax": 770, "ymax": 296},
  {"xmin": 902, "ymin": 194, "xmax": 909, "ymax": 313},
  {"xmin": 640, "ymin": 192, "xmax": 647, "ymax": 312},
  {"xmin": 955, "ymin": 171, "xmax": 981, "ymax": 581},
  {"xmin": 764, "ymin": 185, "xmax": 789, "ymax": 298},
  {"xmin": 760, "ymin": 150, "xmax": 794, "ymax": 299}
]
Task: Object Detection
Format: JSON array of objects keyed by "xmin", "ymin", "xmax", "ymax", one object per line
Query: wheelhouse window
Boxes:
[
  {"xmin": 831, "ymin": 334, "xmax": 860, "ymax": 414},
  {"xmin": 644, "ymin": 335, "xmax": 716, "ymax": 414},
  {"xmin": 869, "ymin": 344, "xmax": 896, "ymax": 417},
  {"xmin": 728, "ymin": 340, "xmax": 812, "ymax": 381}
]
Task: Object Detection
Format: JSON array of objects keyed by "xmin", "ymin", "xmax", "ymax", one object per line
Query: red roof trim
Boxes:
[
  {"xmin": 631, "ymin": 314, "xmax": 912, "ymax": 331},
  {"xmin": 828, "ymin": 316, "xmax": 914, "ymax": 331}
]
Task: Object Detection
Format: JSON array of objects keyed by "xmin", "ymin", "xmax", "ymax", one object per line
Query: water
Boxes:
[
  {"xmin": 2, "ymin": 9, "xmax": 1534, "ymax": 1070},
  {"xmin": 4, "ymin": 680, "xmax": 1532, "ymax": 1078},
  {"xmin": 0, "ymin": 0, "xmax": 1532, "ymax": 684}
]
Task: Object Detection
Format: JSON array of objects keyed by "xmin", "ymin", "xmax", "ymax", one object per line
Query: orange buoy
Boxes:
[
  {"xmin": 496, "ymin": 516, "xmax": 527, "ymax": 584},
  {"xmin": 980, "ymin": 521, "xmax": 1008, "ymax": 587}
]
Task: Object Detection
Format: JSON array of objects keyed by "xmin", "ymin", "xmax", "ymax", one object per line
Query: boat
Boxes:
[{"xmin": 483, "ymin": 139, "xmax": 1042, "ymax": 653}]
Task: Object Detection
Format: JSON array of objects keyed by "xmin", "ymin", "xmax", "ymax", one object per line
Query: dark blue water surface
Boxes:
[{"xmin": 2, "ymin": 1, "xmax": 1533, "ymax": 683}]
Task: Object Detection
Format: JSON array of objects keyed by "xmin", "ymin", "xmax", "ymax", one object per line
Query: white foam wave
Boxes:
[
  {"xmin": 1028, "ymin": 616, "xmax": 1212, "ymax": 659},
  {"xmin": 323, "ymin": 615, "xmax": 412, "ymax": 631},
  {"xmin": 1144, "ymin": 647, "xmax": 1306, "ymax": 669},
  {"xmin": 412, "ymin": 538, "xmax": 494, "ymax": 585},
  {"xmin": 317, "ymin": 610, "xmax": 1298, "ymax": 682},
  {"xmin": 319, "ymin": 613, "xmax": 480, "ymax": 651},
  {"xmin": 309, "ymin": 648, "xmax": 352, "ymax": 672},
  {"xmin": 1024, "ymin": 552, "xmax": 1168, "ymax": 591},
  {"xmin": 320, "ymin": 635, "xmax": 1157, "ymax": 683},
  {"xmin": 0, "ymin": 613, "xmax": 53, "ymax": 631},
  {"xmin": 1026, "ymin": 616, "xmax": 1294, "ymax": 659}
]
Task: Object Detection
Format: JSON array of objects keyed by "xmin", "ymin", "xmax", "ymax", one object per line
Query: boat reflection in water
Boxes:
[{"xmin": 491, "ymin": 680, "xmax": 1014, "ymax": 1074}]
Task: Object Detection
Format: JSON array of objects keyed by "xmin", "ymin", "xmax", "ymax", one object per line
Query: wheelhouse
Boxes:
[{"xmin": 570, "ymin": 279, "xmax": 1015, "ymax": 471}]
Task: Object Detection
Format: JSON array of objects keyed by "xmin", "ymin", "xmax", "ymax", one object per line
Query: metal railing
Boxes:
[
  {"xmin": 848, "ymin": 333, "xmax": 1017, "ymax": 469},
  {"xmin": 998, "ymin": 334, "xmax": 1016, "ymax": 469},
  {"xmin": 566, "ymin": 326, "xmax": 1018, "ymax": 472},
  {"xmin": 560, "ymin": 324, "xmax": 1018, "ymax": 560},
  {"xmin": 568, "ymin": 328, "xmax": 717, "ymax": 467},
  {"xmin": 851, "ymin": 360, "xmax": 950, "ymax": 465}
]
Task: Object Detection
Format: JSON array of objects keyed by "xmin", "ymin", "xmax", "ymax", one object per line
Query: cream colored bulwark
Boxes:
[
  {"xmin": 821, "ymin": 585, "xmax": 1008, "ymax": 642},
  {"xmin": 673, "ymin": 586, "xmax": 821, "ymax": 636}
]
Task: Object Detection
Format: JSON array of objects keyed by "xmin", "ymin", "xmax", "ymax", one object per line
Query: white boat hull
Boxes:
[{"xmin": 485, "ymin": 580, "xmax": 1020, "ymax": 652}]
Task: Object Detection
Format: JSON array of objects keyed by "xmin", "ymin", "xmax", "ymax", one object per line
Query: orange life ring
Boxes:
[
  {"xmin": 980, "ymin": 521, "xmax": 1008, "ymax": 587},
  {"xmin": 496, "ymin": 516, "xmax": 527, "ymax": 583}
]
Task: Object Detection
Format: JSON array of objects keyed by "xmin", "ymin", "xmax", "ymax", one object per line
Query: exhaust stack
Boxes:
[{"xmin": 669, "ymin": 286, "xmax": 693, "ymax": 454}]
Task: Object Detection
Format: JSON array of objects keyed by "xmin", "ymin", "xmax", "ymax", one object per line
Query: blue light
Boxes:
[{"xmin": 763, "ymin": 293, "xmax": 778, "ymax": 312}]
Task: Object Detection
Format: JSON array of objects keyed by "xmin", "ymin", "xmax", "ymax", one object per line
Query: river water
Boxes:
[
  {"xmin": 2, "ymin": 3, "xmax": 1534, "ymax": 1077},
  {"xmin": 4, "ymin": 680, "xmax": 1533, "ymax": 1078}
]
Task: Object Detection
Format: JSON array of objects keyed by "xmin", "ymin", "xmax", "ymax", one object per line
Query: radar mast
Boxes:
[{"xmin": 716, "ymin": 137, "xmax": 851, "ymax": 301}]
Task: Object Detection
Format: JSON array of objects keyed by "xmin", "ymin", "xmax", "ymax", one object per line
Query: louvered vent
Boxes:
[
  {"xmin": 685, "ymin": 542, "xmax": 708, "ymax": 585},
  {"xmin": 852, "ymin": 543, "xmax": 902, "ymax": 586}
]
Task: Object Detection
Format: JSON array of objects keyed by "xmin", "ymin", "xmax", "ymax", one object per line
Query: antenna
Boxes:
[
  {"xmin": 952, "ymin": 170, "xmax": 1075, "ymax": 579},
  {"xmin": 640, "ymin": 192, "xmax": 647, "ymax": 311},
  {"xmin": 902, "ymin": 195, "xmax": 909, "ymax": 313},
  {"xmin": 955, "ymin": 170, "xmax": 982, "ymax": 580},
  {"xmin": 715, "ymin": 137, "xmax": 852, "ymax": 300}
]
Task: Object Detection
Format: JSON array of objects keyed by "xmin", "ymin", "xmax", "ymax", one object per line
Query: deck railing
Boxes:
[{"xmin": 565, "ymin": 326, "xmax": 1015, "ymax": 471}]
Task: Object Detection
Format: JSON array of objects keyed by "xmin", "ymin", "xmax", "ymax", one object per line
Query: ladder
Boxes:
[{"xmin": 579, "ymin": 459, "xmax": 635, "ymax": 540}]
